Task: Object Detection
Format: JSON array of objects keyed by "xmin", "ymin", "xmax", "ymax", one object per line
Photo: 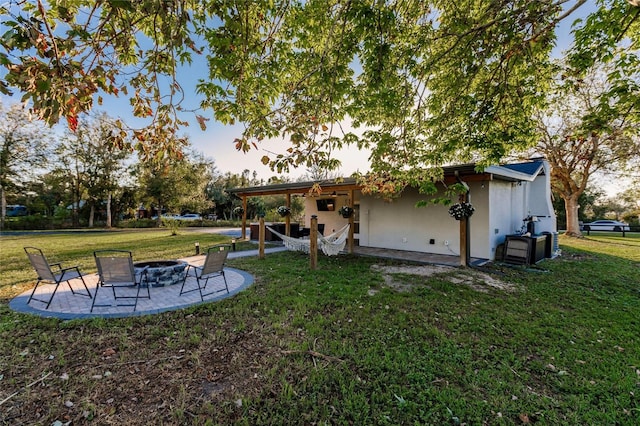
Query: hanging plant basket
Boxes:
[
  {"xmin": 338, "ymin": 205, "xmax": 354, "ymax": 218},
  {"xmin": 277, "ymin": 206, "xmax": 291, "ymax": 217},
  {"xmin": 448, "ymin": 202, "xmax": 475, "ymax": 220}
]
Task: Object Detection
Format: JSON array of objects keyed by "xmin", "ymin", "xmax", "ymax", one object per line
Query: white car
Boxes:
[
  {"xmin": 582, "ymin": 220, "xmax": 630, "ymax": 231},
  {"xmin": 152, "ymin": 213, "xmax": 180, "ymax": 220},
  {"xmin": 178, "ymin": 214, "xmax": 202, "ymax": 221}
]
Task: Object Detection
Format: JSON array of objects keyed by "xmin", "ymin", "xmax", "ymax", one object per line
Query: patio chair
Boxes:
[
  {"xmin": 24, "ymin": 247, "xmax": 92, "ymax": 309},
  {"xmin": 180, "ymin": 244, "xmax": 230, "ymax": 301},
  {"xmin": 91, "ymin": 250, "xmax": 150, "ymax": 312}
]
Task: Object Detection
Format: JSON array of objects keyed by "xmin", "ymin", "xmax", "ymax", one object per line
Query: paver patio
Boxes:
[{"xmin": 9, "ymin": 247, "xmax": 287, "ymax": 320}]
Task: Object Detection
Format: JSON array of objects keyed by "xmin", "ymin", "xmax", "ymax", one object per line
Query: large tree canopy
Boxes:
[
  {"xmin": 532, "ymin": 62, "xmax": 640, "ymax": 237},
  {"xmin": 1, "ymin": 1, "xmax": 639, "ymax": 193}
]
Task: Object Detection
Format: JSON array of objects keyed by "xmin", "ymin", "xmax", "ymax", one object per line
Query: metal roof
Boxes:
[{"xmin": 500, "ymin": 159, "xmax": 546, "ymax": 176}]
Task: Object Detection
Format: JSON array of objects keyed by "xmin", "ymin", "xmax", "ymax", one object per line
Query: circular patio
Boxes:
[{"xmin": 9, "ymin": 265, "xmax": 254, "ymax": 320}]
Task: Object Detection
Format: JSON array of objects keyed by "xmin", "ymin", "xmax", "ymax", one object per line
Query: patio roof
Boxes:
[
  {"xmin": 227, "ymin": 177, "xmax": 361, "ymax": 197},
  {"xmin": 228, "ymin": 159, "xmax": 546, "ymax": 197}
]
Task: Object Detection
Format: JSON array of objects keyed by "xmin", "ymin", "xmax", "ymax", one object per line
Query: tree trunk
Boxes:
[
  {"xmin": 156, "ymin": 201, "xmax": 163, "ymax": 227},
  {"xmin": 0, "ymin": 185, "xmax": 5, "ymax": 231},
  {"xmin": 106, "ymin": 191, "xmax": 112, "ymax": 228},
  {"xmin": 89, "ymin": 203, "xmax": 95, "ymax": 228},
  {"xmin": 564, "ymin": 195, "xmax": 582, "ymax": 237},
  {"xmin": 72, "ymin": 181, "xmax": 80, "ymax": 228}
]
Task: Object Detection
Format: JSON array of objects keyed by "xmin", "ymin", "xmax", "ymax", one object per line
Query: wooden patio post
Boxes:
[
  {"xmin": 348, "ymin": 189, "xmax": 355, "ymax": 254},
  {"xmin": 310, "ymin": 215, "xmax": 318, "ymax": 270},
  {"xmin": 285, "ymin": 193, "xmax": 291, "ymax": 237},
  {"xmin": 241, "ymin": 196, "xmax": 247, "ymax": 240},
  {"xmin": 459, "ymin": 192, "xmax": 470, "ymax": 267},
  {"xmin": 259, "ymin": 216, "xmax": 265, "ymax": 259},
  {"xmin": 460, "ymin": 216, "xmax": 468, "ymax": 267}
]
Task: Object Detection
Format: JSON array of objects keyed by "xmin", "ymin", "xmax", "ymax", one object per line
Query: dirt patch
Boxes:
[
  {"xmin": 563, "ymin": 253, "xmax": 596, "ymax": 261},
  {"xmin": 371, "ymin": 264, "xmax": 517, "ymax": 293}
]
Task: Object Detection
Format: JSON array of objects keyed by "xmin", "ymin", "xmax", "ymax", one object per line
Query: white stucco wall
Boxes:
[
  {"xmin": 359, "ymin": 188, "xmax": 459, "ymax": 255},
  {"xmin": 491, "ymin": 181, "xmax": 524, "ymax": 235},
  {"xmin": 304, "ymin": 195, "xmax": 352, "ymax": 235},
  {"xmin": 468, "ymin": 181, "xmax": 490, "ymax": 259},
  {"xmin": 358, "ymin": 169, "xmax": 556, "ymax": 261},
  {"xmin": 526, "ymin": 163, "xmax": 557, "ymax": 234},
  {"xmin": 488, "ymin": 180, "xmax": 524, "ymax": 258},
  {"xmin": 358, "ymin": 183, "xmax": 492, "ymax": 259}
]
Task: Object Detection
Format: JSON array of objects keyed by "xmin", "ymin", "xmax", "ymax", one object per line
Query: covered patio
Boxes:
[{"xmin": 228, "ymin": 175, "xmax": 480, "ymax": 267}]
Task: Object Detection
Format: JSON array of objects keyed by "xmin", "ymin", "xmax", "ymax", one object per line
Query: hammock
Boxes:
[{"xmin": 266, "ymin": 224, "xmax": 350, "ymax": 256}]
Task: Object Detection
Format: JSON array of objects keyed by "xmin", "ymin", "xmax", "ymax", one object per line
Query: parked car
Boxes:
[
  {"xmin": 6, "ymin": 205, "xmax": 27, "ymax": 217},
  {"xmin": 581, "ymin": 220, "xmax": 630, "ymax": 231},
  {"xmin": 178, "ymin": 214, "xmax": 202, "ymax": 221},
  {"xmin": 151, "ymin": 213, "xmax": 180, "ymax": 220}
]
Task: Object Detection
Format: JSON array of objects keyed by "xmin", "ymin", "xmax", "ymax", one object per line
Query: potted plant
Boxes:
[
  {"xmin": 338, "ymin": 205, "xmax": 354, "ymax": 218},
  {"xmin": 277, "ymin": 206, "xmax": 291, "ymax": 217},
  {"xmin": 448, "ymin": 202, "xmax": 475, "ymax": 220}
]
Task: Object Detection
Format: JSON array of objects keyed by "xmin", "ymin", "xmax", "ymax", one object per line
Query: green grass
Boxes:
[{"xmin": 0, "ymin": 231, "xmax": 639, "ymax": 425}]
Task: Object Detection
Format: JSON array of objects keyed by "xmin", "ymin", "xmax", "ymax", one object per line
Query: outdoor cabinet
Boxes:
[
  {"xmin": 529, "ymin": 235, "xmax": 547, "ymax": 264},
  {"xmin": 504, "ymin": 235, "xmax": 547, "ymax": 265}
]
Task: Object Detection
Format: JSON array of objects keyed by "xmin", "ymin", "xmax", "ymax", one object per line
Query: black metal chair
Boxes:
[
  {"xmin": 180, "ymin": 244, "xmax": 230, "ymax": 301},
  {"xmin": 24, "ymin": 247, "xmax": 92, "ymax": 309},
  {"xmin": 91, "ymin": 250, "xmax": 150, "ymax": 312}
]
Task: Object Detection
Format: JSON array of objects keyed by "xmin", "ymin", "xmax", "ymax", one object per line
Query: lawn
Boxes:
[{"xmin": 0, "ymin": 230, "xmax": 639, "ymax": 425}]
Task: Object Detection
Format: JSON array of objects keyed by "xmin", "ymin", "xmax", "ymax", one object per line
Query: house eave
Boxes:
[
  {"xmin": 484, "ymin": 164, "xmax": 544, "ymax": 182},
  {"xmin": 228, "ymin": 160, "xmax": 547, "ymax": 196}
]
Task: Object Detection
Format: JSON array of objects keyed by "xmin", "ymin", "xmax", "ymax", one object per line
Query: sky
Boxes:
[{"xmin": 3, "ymin": 1, "xmax": 605, "ymax": 184}]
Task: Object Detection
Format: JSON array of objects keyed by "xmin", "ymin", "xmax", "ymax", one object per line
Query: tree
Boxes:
[
  {"xmin": 52, "ymin": 112, "xmax": 132, "ymax": 228},
  {"xmin": 52, "ymin": 133, "xmax": 86, "ymax": 227},
  {"xmin": 0, "ymin": 101, "xmax": 50, "ymax": 230},
  {"xmin": 37, "ymin": 169, "xmax": 74, "ymax": 219},
  {"xmin": 207, "ymin": 170, "xmax": 263, "ymax": 220},
  {"xmin": 2, "ymin": 1, "xmax": 639, "ymax": 187},
  {"xmin": 136, "ymin": 146, "xmax": 214, "ymax": 224},
  {"xmin": 532, "ymin": 62, "xmax": 640, "ymax": 237},
  {"xmin": 551, "ymin": 186, "xmax": 603, "ymax": 230},
  {"xmin": 618, "ymin": 182, "xmax": 640, "ymax": 225},
  {"xmin": 175, "ymin": 151, "xmax": 216, "ymax": 215},
  {"xmin": 72, "ymin": 113, "xmax": 131, "ymax": 227}
]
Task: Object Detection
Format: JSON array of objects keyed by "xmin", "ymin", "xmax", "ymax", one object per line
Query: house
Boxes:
[{"xmin": 229, "ymin": 159, "xmax": 557, "ymax": 263}]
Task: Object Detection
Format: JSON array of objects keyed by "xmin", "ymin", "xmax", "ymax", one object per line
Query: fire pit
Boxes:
[{"xmin": 134, "ymin": 260, "xmax": 188, "ymax": 287}]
